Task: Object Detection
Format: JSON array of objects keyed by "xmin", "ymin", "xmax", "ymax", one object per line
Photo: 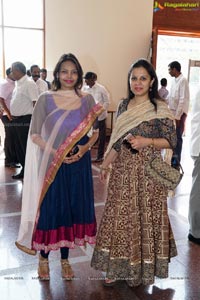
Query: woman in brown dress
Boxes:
[{"xmin": 91, "ymin": 58, "xmax": 177, "ymax": 287}]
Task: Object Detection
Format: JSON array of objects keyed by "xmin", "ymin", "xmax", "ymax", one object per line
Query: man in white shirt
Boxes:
[
  {"xmin": 83, "ymin": 72, "xmax": 110, "ymax": 162},
  {"xmin": 168, "ymin": 61, "xmax": 190, "ymax": 168},
  {"xmin": 0, "ymin": 67, "xmax": 19, "ymax": 168},
  {"xmin": 188, "ymin": 88, "xmax": 200, "ymax": 245},
  {"xmin": 10, "ymin": 61, "xmax": 38, "ymax": 179},
  {"xmin": 30, "ymin": 65, "xmax": 48, "ymax": 95}
]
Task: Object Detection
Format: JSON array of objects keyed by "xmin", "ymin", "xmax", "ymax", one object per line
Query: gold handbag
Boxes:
[{"xmin": 145, "ymin": 156, "xmax": 184, "ymax": 190}]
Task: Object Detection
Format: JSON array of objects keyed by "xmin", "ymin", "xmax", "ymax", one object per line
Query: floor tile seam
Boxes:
[
  {"xmin": 0, "ymin": 182, "xmax": 21, "ymax": 186},
  {"xmin": 0, "ymin": 212, "xmax": 21, "ymax": 218}
]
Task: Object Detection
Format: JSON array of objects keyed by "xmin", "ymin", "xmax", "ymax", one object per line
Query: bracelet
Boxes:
[{"xmin": 100, "ymin": 165, "xmax": 111, "ymax": 173}]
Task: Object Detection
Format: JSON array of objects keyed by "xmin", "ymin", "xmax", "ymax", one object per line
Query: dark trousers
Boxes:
[
  {"xmin": 172, "ymin": 113, "xmax": 187, "ymax": 165},
  {"xmin": 40, "ymin": 247, "xmax": 69, "ymax": 259},
  {"xmin": 12, "ymin": 114, "xmax": 32, "ymax": 173},
  {"xmin": 1, "ymin": 115, "xmax": 18, "ymax": 164},
  {"xmin": 97, "ymin": 119, "xmax": 106, "ymax": 159}
]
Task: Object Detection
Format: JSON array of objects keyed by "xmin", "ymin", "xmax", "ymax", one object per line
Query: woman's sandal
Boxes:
[
  {"xmin": 38, "ymin": 254, "xmax": 50, "ymax": 280},
  {"xmin": 103, "ymin": 278, "xmax": 117, "ymax": 287},
  {"xmin": 61, "ymin": 259, "xmax": 74, "ymax": 280}
]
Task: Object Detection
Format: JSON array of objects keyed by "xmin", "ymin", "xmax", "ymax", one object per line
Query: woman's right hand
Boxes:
[
  {"xmin": 99, "ymin": 166, "xmax": 111, "ymax": 183},
  {"xmin": 98, "ymin": 148, "xmax": 117, "ymax": 183}
]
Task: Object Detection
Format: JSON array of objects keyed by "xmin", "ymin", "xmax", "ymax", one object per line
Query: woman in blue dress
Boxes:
[{"xmin": 15, "ymin": 53, "xmax": 103, "ymax": 280}]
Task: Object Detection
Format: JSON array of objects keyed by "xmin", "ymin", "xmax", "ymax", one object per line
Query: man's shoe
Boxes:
[
  {"xmin": 12, "ymin": 172, "xmax": 24, "ymax": 180},
  {"xmin": 103, "ymin": 278, "xmax": 117, "ymax": 287},
  {"xmin": 188, "ymin": 233, "xmax": 200, "ymax": 245},
  {"xmin": 5, "ymin": 162, "xmax": 21, "ymax": 168}
]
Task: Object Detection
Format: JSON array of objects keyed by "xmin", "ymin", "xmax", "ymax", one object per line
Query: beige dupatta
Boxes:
[{"xmin": 105, "ymin": 99, "xmax": 175, "ymax": 156}]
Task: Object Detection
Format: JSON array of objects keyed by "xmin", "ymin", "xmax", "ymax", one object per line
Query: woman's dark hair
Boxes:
[
  {"xmin": 127, "ymin": 58, "xmax": 160, "ymax": 111},
  {"xmin": 52, "ymin": 53, "xmax": 83, "ymax": 95}
]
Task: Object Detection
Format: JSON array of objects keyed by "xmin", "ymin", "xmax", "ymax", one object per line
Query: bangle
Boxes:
[{"xmin": 100, "ymin": 165, "xmax": 111, "ymax": 173}]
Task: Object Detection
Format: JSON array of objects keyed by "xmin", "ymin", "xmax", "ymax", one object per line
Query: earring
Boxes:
[{"xmin": 149, "ymin": 86, "xmax": 152, "ymax": 91}]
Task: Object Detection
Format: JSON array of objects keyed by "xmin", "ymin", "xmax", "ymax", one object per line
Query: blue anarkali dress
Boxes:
[{"xmin": 34, "ymin": 134, "xmax": 97, "ymax": 251}]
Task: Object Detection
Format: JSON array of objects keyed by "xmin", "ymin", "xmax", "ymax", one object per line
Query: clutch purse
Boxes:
[{"xmin": 145, "ymin": 156, "xmax": 184, "ymax": 190}]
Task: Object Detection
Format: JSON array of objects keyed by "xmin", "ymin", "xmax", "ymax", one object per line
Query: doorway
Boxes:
[{"xmin": 156, "ymin": 33, "xmax": 200, "ymax": 104}]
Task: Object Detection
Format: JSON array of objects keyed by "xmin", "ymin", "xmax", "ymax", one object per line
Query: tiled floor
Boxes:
[{"xmin": 0, "ymin": 118, "xmax": 200, "ymax": 300}]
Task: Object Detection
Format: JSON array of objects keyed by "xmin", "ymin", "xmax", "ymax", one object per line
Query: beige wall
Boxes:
[{"xmin": 45, "ymin": 0, "xmax": 154, "ymax": 110}]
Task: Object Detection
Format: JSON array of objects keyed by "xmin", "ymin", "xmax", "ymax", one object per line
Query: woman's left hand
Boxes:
[{"xmin": 63, "ymin": 145, "xmax": 85, "ymax": 164}]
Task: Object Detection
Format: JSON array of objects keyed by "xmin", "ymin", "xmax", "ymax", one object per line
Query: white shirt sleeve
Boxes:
[{"xmin": 175, "ymin": 78, "xmax": 189, "ymax": 120}]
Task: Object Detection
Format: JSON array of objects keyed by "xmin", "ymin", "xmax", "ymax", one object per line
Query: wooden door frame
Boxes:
[{"xmin": 151, "ymin": 28, "xmax": 200, "ymax": 69}]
